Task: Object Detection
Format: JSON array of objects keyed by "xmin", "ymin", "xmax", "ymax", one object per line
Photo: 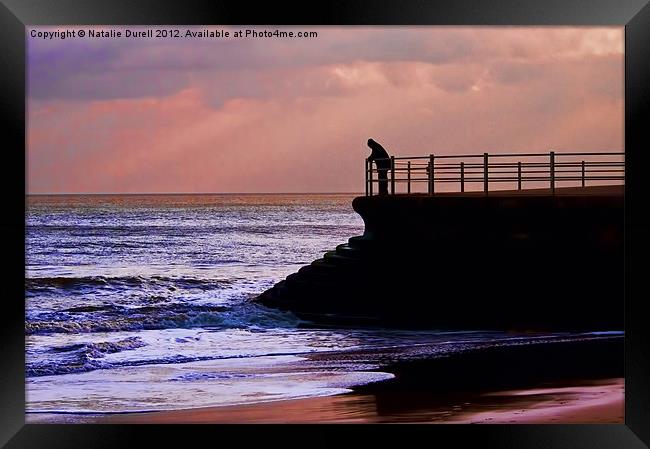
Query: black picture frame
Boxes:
[{"xmin": 2, "ymin": 0, "xmax": 649, "ymax": 447}]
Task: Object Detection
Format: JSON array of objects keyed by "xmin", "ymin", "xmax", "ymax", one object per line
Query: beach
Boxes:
[
  {"xmin": 64, "ymin": 377, "xmax": 619, "ymax": 424},
  {"xmin": 27, "ymin": 335, "xmax": 624, "ymax": 424},
  {"xmin": 26, "ymin": 194, "xmax": 623, "ymax": 424},
  {"xmin": 106, "ymin": 335, "xmax": 625, "ymax": 424}
]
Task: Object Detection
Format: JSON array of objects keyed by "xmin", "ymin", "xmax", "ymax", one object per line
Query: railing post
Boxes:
[
  {"xmin": 390, "ymin": 156, "xmax": 395, "ymax": 195},
  {"xmin": 483, "ymin": 153, "xmax": 489, "ymax": 195},
  {"xmin": 460, "ymin": 162, "xmax": 465, "ymax": 193},
  {"xmin": 368, "ymin": 159, "xmax": 373, "ymax": 196},
  {"xmin": 517, "ymin": 161, "xmax": 522, "ymax": 190},
  {"xmin": 581, "ymin": 160, "xmax": 585, "ymax": 187},
  {"xmin": 365, "ymin": 158, "xmax": 369, "ymax": 196},
  {"xmin": 407, "ymin": 161, "xmax": 411, "ymax": 194},
  {"xmin": 550, "ymin": 151, "xmax": 555, "ymax": 194},
  {"xmin": 429, "ymin": 154, "xmax": 435, "ymax": 195}
]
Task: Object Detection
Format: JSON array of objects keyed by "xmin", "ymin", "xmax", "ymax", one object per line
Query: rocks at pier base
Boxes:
[{"xmin": 257, "ymin": 186, "xmax": 623, "ymax": 330}]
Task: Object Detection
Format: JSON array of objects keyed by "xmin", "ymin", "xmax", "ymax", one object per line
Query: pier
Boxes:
[
  {"xmin": 258, "ymin": 151, "xmax": 624, "ymax": 330},
  {"xmin": 365, "ymin": 151, "xmax": 624, "ymax": 196}
]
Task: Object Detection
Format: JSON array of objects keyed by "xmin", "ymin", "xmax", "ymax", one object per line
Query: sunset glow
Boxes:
[{"xmin": 27, "ymin": 26, "xmax": 623, "ymax": 193}]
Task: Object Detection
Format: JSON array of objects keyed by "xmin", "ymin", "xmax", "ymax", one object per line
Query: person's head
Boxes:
[{"xmin": 367, "ymin": 138, "xmax": 375, "ymax": 146}]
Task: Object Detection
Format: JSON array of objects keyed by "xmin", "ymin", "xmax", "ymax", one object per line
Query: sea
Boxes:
[{"xmin": 25, "ymin": 193, "xmax": 622, "ymax": 417}]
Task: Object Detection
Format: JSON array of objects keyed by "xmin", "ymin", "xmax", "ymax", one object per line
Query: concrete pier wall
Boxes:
[{"xmin": 257, "ymin": 186, "xmax": 623, "ymax": 330}]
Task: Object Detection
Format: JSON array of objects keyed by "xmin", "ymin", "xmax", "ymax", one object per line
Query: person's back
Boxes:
[{"xmin": 367, "ymin": 138, "xmax": 391, "ymax": 195}]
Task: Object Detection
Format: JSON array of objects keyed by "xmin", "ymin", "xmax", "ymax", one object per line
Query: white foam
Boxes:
[{"xmin": 27, "ymin": 355, "xmax": 394, "ymax": 413}]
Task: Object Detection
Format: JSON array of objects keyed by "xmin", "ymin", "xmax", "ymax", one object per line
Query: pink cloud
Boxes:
[{"xmin": 27, "ymin": 27, "xmax": 623, "ymax": 193}]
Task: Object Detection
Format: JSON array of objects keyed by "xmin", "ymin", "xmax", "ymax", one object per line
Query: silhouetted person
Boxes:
[{"xmin": 367, "ymin": 138, "xmax": 391, "ymax": 195}]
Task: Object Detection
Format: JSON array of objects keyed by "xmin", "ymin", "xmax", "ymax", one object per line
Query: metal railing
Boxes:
[{"xmin": 365, "ymin": 151, "xmax": 624, "ymax": 196}]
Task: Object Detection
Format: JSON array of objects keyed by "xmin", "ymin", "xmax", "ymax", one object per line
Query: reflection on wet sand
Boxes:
[{"xmin": 31, "ymin": 377, "xmax": 621, "ymax": 424}]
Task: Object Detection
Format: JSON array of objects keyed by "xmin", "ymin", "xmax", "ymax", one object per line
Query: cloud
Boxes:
[
  {"xmin": 27, "ymin": 27, "xmax": 623, "ymax": 193},
  {"xmin": 29, "ymin": 27, "xmax": 623, "ymax": 101}
]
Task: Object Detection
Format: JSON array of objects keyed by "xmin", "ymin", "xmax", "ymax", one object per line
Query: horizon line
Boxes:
[{"xmin": 26, "ymin": 191, "xmax": 365, "ymax": 196}]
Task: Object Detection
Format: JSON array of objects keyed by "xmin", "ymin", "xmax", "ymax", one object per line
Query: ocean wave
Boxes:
[
  {"xmin": 25, "ymin": 304, "xmax": 230, "ymax": 335},
  {"xmin": 25, "ymin": 275, "xmax": 232, "ymax": 289},
  {"xmin": 170, "ymin": 372, "xmax": 256, "ymax": 382},
  {"xmin": 27, "ymin": 336, "xmax": 147, "ymax": 377},
  {"xmin": 25, "ymin": 302, "xmax": 300, "ymax": 335},
  {"xmin": 26, "ymin": 275, "xmax": 231, "ymax": 291},
  {"xmin": 27, "ymin": 347, "xmax": 309, "ymax": 378}
]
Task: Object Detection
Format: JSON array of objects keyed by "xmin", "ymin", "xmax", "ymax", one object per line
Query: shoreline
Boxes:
[
  {"xmin": 27, "ymin": 335, "xmax": 624, "ymax": 424},
  {"xmin": 28, "ymin": 378, "xmax": 623, "ymax": 424}
]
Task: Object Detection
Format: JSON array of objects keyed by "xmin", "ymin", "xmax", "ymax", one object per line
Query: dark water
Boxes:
[{"xmin": 25, "ymin": 194, "xmax": 620, "ymax": 414}]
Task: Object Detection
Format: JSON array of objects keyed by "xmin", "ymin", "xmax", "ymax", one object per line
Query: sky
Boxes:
[{"xmin": 27, "ymin": 26, "xmax": 623, "ymax": 194}]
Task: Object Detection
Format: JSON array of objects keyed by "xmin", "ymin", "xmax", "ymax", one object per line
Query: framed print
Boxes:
[{"xmin": 1, "ymin": 0, "xmax": 649, "ymax": 447}]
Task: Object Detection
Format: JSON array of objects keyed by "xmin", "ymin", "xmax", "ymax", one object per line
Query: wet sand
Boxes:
[
  {"xmin": 54, "ymin": 377, "xmax": 620, "ymax": 424},
  {"xmin": 446, "ymin": 378, "xmax": 624, "ymax": 424},
  {"xmin": 28, "ymin": 336, "xmax": 623, "ymax": 424}
]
